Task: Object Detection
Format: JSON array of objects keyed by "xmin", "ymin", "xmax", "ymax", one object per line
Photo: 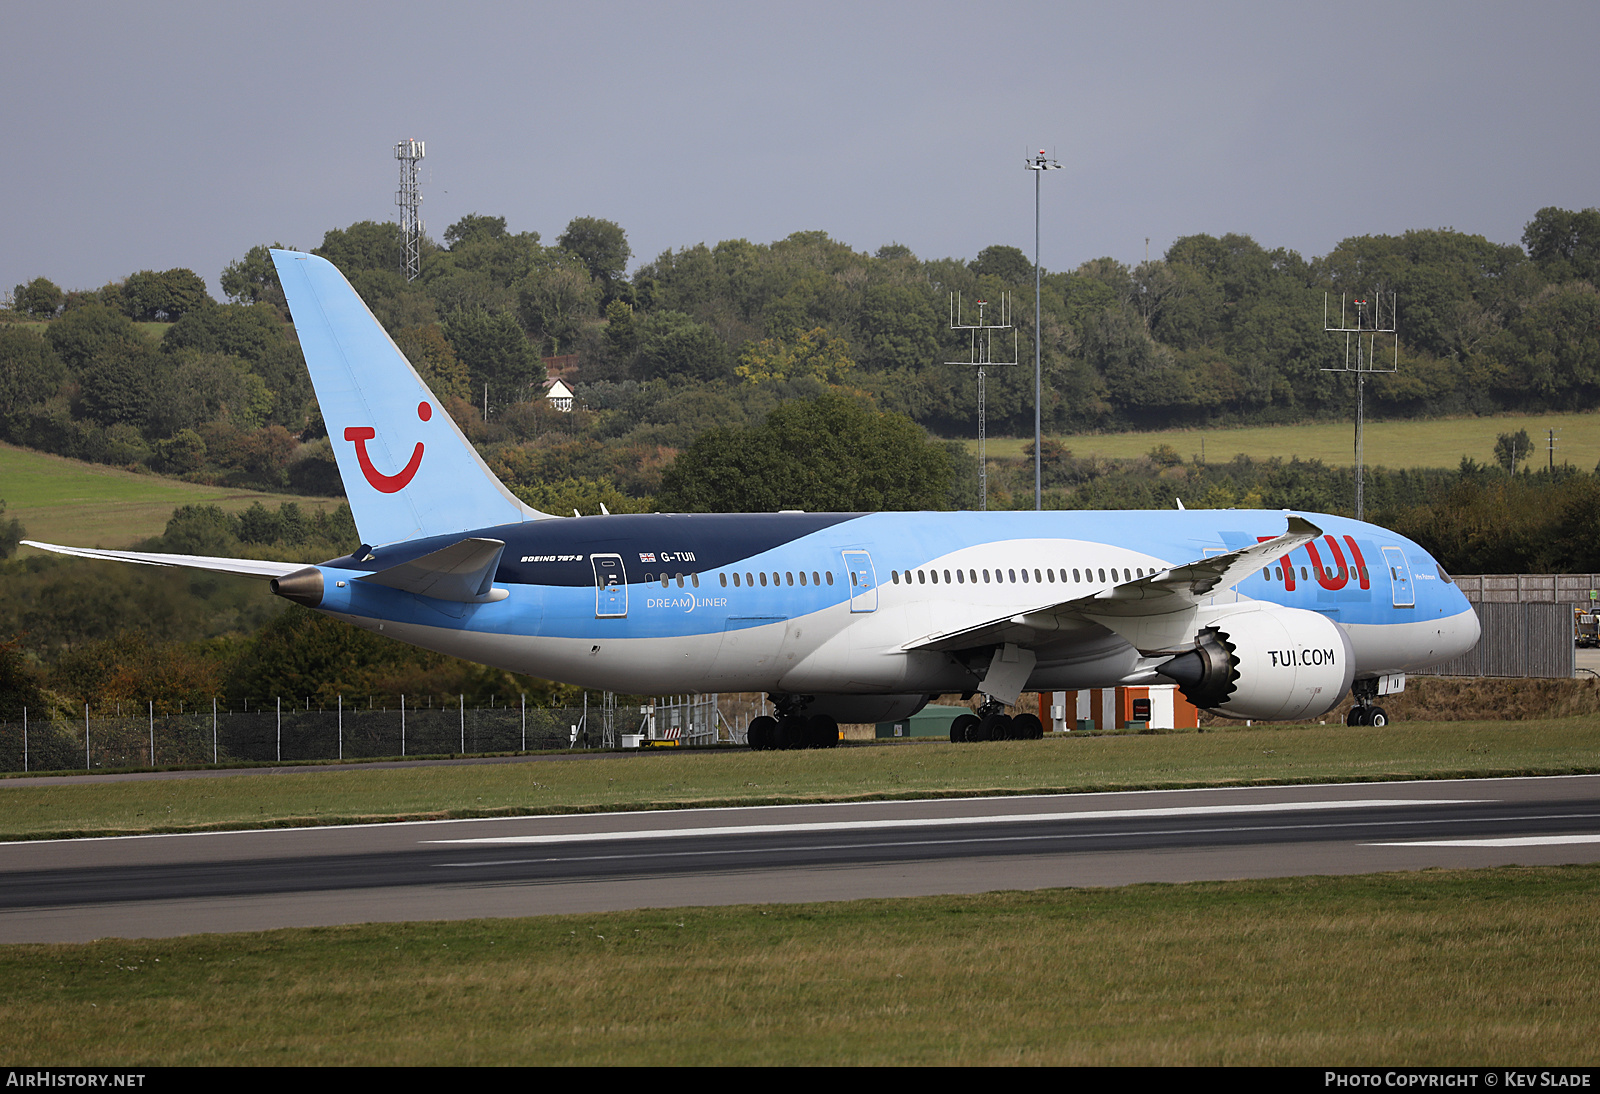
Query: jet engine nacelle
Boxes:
[{"xmin": 1160, "ymin": 605, "xmax": 1355, "ymax": 721}]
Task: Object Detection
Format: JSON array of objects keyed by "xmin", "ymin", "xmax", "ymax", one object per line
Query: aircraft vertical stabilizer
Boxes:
[{"xmin": 271, "ymin": 249, "xmax": 552, "ymax": 546}]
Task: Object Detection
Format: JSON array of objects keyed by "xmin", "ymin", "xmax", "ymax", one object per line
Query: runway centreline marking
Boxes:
[
  {"xmin": 1370, "ymin": 834, "xmax": 1600, "ymax": 847},
  {"xmin": 425, "ymin": 798, "xmax": 1481, "ymax": 845}
]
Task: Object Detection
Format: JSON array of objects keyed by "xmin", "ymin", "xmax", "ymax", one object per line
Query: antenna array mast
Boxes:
[
  {"xmin": 1322, "ymin": 292, "xmax": 1398, "ymax": 521},
  {"xmin": 395, "ymin": 139, "xmax": 426, "ymax": 282},
  {"xmin": 948, "ymin": 293, "xmax": 1018, "ymax": 510}
]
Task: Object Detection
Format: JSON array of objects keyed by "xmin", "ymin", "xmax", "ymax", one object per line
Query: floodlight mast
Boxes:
[
  {"xmin": 395, "ymin": 139, "xmax": 426, "ymax": 282},
  {"xmin": 1323, "ymin": 291, "xmax": 1398, "ymax": 521},
  {"xmin": 1025, "ymin": 148, "xmax": 1061, "ymax": 511},
  {"xmin": 948, "ymin": 293, "xmax": 1018, "ymax": 511}
]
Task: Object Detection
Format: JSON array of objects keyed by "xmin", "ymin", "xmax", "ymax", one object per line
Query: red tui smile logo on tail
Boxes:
[{"xmin": 344, "ymin": 401, "xmax": 432, "ymax": 493}]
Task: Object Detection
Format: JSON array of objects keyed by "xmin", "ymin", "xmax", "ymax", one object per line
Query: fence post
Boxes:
[
  {"xmin": 459, "ymin": 694, "xmax": 465, "ymax": 753},
  {"xmin": 85, "ymin": 703, "xmax": 90, "ymax": 770},
  {"xmin": 212, "ymin": 697, "xmax": 217, "ymax": 764},
  {"xmin": 276, "ymin": 696, "xmax": 281, "ymax": 763},
  {"xmin": 521, "ymin": 692, "xmax": 526, "ymax": 751},
  {"xmin": 22, "ymin": 707, "xmax": 27, "ymax": 773},
  {"xmin": 401, "ymin": 694, "xmax": 406, "ymax": 757},
  {"xmin": 149, "ymin": 700, "xmax": 154, "ymax": 767},
  {"xmin": 338, "ymin": 695, "xmax": 343, "ymax": 761}
]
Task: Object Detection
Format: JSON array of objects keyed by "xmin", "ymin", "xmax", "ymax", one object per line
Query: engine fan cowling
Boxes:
[{"xmin": 1160, "ymin": 606, "xmax": 1355, "ymax": 721}]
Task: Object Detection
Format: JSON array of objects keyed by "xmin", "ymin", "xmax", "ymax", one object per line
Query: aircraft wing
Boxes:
[
  {"xmin": 904, "ymin": 516, "xmax": 1322, "ymax": 654},
  {"xmin": 20, "ymin": 540, "xmax": 305, "ymax": 579}
]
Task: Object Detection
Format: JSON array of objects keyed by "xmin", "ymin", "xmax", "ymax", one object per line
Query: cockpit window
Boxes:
[{"xmin": 1437, "ymin": 564, "xmax": 1455, "ymax": 585}]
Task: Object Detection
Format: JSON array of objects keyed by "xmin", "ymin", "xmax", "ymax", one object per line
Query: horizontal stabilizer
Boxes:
[
  {"xmin": 904, "ymin": 516, "xmax": 1323, "ymax": 654},
  {"xmin": 20, "ymin": 540, "xmax": 304, "ymax": 579},
  {"xmin": 356, "ymin": 538, "xmax": 509, "ymax": 603}
]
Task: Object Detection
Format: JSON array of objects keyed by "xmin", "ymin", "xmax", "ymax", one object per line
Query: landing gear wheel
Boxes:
[
  {"xmin": 979, "ymin": 713, "xmax": 1012, "ymax": 741},
  {"xmin": 1346, "ymin": 707, "xmax": 1369, "ymax": 726},
  {"xmin": 806, "ymin": 714, "xmax": 839, "ymax": 748},
  {"xmin": 748, "ymin": 715, "xmax": 778, "ymax": 750},
  {"xmin": 951, "ymin": 713, "xmax": 979, "ymax": 743},
  {"xmin": 1012, "ymin": 713, "xmax": 1044, "ymax": 740},
  {"xmin": 773, "ymin": 716, "xmax": 804, "ymax": 750},
  {"xmin": 1367, "ymin": 706, "xmax": 1388, "ymax": 728}
]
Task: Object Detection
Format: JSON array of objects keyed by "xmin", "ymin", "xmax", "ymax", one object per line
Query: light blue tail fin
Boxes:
[{"xmin": 272, "ymin": 249, "xmax": 553, "ymax": 546}]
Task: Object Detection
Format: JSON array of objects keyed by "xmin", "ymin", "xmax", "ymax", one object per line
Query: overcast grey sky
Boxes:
[{"xmin": 5, "ymin": 0, "xmax": 1596, "ymax": 299}]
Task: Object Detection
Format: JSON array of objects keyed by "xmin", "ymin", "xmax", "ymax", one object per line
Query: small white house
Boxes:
[{"xmin": 543, "ymin": 378, "xmax": 574, "ymax": 412}]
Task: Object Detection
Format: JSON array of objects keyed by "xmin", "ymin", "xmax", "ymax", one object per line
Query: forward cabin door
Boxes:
[
  {"xmin": 842, "ymin": 550, "xmax": 878, "ymax": 613},
  {"xmin": 592, "ymin": 553, "xmax": 628, "ymax": 617},
  {"xmin": 1381, "ymin": 546, "xmax": 1414, "ymax": 608}
]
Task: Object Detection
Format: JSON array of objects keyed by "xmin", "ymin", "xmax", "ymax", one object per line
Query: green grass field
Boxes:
[
  {"xmin": 970, "ymin": 410, "xmax": 1600, "ymax": 470},
  {"xmin": 2, "ymin": 867, "xmax": 1594, "ymax": 1064},
  {"xmin": 6, "ymin": 715, "xmax": 1598, "ymax": 840},
  {"xmin": 1, "ymin": 443, "xmax": 340, "ymax": 548}
]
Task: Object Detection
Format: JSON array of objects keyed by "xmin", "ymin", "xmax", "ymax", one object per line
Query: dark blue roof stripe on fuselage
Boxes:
[{"xmin": 322, "ymin": 512, "xmax": 866, "ymax": 587}]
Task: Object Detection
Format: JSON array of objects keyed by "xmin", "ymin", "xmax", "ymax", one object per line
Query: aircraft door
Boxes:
[
  {"xmin": 1381, "ymin": 546, "xmax": 1414, "ymax": 608},
  {"xmin": 592, "ymin": 553, "xmax": 628, "ymax": 617},
  {"xmin": 842, "ymin": 550, "xmax": 878, "ymax": 613}
]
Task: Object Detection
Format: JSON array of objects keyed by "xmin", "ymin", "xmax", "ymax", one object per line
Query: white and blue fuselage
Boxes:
[{"xmin": 26, "ymin": 251, "xmax": 1480, "ymax": 730}]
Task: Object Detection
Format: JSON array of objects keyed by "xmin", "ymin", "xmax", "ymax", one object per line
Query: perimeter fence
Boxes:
[
  {"xmin": 1, "ymin": 698, "xmax": 590, "ymax": 774},
  {"xmin": 0, "ymin": 692, "xmax": 756, "ymax": 774}
]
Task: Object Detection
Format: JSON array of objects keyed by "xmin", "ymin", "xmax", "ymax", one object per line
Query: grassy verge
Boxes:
[
  {"xmin": 971, "ymin": 409, "xmax": 1600, "ymax": 470},
  {"xmin": 1, "ymin": 442, "xmax": 339, "ymax": 548},
  {"xmin": 5, "ymin": 715, "xmax": 1599, "ymax": 841},
  {"xmin": 1, "ymin": 866, "xmax": 1594, "ymax": 1065}
]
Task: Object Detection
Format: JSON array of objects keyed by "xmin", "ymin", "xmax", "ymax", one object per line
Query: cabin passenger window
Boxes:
[
  {"xmin": 813, "ymin": 571, "xmax": 821, "ymax": 586},
  {"xmin": 786, "ymin": 572, "xmax": 794, "ymax": 586},
  {"xmin": 891, "ymin": 571, "xmax": 900, "ymax": 584},
  {"xmin": 692, "ymin": 574, "xmax": 700, "ymax": 588},
  {"xmin": 851, "ymin": 571, "xmax": 859, "ymax": 586},
  {"xmin": 676, "ymin": 575, "xmax": 684, "ymax": 588},
  {"xmin": 760, "ymin": 573, "xmax": 767, "ymax": 586},
  {"xmin": 826, "ymin": 572, "xmax": 834, "ymax": 585},
  {"xmin": 944, "ymin": 569, "xmax": 952, "ymax": 583},
  {"xmin": 956, "ymin": 569, "xmax": 964, "ymax": 583},
  {"xmin": 918, "ymin": 570, "xmax": 926, "ymax": 584},
  {"xmin": 1008, "ymin": 569, "xmax": 1016, "ymax": 582},
  {"xmin": 1098, "ymin": 568, "xmax": 1106, "ymax": 582},
  {"xmin": 799, "ymin": 571, "xmax": 807, "ymax": 586},
  {"xmin": 720, "ymin": 574, "xmax": 728, "ymax": 587}
]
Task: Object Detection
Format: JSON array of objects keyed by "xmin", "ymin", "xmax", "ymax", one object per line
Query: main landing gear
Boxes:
[
  {"xmin": 949, "ymin": 698, "xmax": 1043, "ymax": 742},
  {"xmin": 746, "ymin": 698, "xmax": 840, "ymax": 751},
  {"xmin": 1345, "ymin": 677, "xmax": 1388, "ymax": 727}
]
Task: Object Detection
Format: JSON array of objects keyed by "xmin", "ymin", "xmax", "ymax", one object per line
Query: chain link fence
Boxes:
[{"xmin": 0, "ymin": 693, "xmax": 757, "ymax": 773}]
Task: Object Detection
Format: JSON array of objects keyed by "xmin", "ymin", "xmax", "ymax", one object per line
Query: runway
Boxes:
[{"xmin": 3, "ymin": 775, "xmax": 1598, "ymax": 943}]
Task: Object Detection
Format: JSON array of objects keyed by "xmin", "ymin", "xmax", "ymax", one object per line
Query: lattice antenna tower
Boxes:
[
  {"xmin": 1323, "ymin": 291, "xmax": 1397, "ymax": 521},
  {"xmin": 948, "ymin": 292, "xmax": 1018, "ymax": 510},
  {"xmin": 395, "ymin": 139, "xmax": 426, "ymax": 282}
]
